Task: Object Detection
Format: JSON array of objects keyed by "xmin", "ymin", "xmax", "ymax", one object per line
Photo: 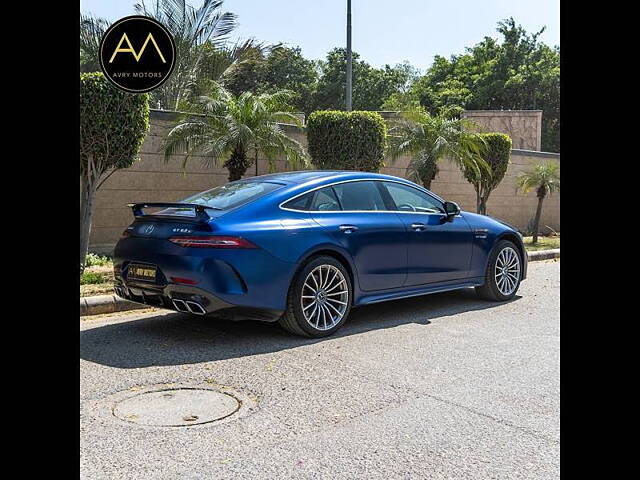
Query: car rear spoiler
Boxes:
[{"xmin": 127, "ymin": 203, "xmax": 218, "ymax": 222}]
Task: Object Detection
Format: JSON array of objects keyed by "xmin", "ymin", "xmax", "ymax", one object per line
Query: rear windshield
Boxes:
[
  {"xmin": 183, "ymin": 181, "xmax": 284, "ymax": 210},
  {"xmin": 156, "ymin": 181, "xmax": 283, "ymax": 217}
]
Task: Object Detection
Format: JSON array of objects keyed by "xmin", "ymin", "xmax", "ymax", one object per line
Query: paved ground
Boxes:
[{"xmin": 80, "ymin": 260, "xmax": 560, "ymax": 479}]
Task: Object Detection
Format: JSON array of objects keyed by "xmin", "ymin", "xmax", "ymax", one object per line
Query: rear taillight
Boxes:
[
  {"xmin": 169, "ymin": 236, "xmax": 258, "ymax": 249},
  {"xmin": 170, "ymin": 276, "xmax": 199, "ymax": 285},
  {"xmin": 120, "ymin": 229, "xmax": 131, "ymax": 239}
]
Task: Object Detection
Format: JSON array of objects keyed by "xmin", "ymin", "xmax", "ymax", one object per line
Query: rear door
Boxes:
[
  {"xmin": 380, "ymin": 181, "xmax": 473, "ymax": 286},
  {"xmin": 305, "ymin": 181, "xmax": 407, "ymax": 291}
]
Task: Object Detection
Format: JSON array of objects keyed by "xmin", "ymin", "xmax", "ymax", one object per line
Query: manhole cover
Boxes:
[{"xmin": 113, "ymin": 388, "xmax": 240, "ymax": 427}]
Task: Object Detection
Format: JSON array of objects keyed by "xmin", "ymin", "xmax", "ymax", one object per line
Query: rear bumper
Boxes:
[
  {"xmin": 113, "ymin": 236, "xmax": 295, "ymax": 321},
  {"xmin": 113, "ymin": 280, "xmax": 284, "ymax": 321}
]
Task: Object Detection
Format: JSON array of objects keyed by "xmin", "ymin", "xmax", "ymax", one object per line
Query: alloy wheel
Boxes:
[
  {"xmin": 301, "ymin": 265, "xmax": 349, "ymax": 330},
  {"xmin": 495, "ymin": 246, "xmax": 521, "ymax": 296}
]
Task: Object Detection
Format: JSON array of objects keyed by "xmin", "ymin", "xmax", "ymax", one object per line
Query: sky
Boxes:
[{"xmin": 79, "ymin": 0, "xmax": 559, "ymax": 72}]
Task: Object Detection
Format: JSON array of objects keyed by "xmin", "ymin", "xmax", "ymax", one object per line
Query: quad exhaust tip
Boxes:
[
  {"xmin": 172, "ymin": 298, "xmax": 206, "ymax": 315},
  {"xmin": 171, "ymin": 299, "xmax": 190, "ymax": 313},
  {"xmin": 185, "ymin": 301, "xmax": 206, "ymax": 315}
]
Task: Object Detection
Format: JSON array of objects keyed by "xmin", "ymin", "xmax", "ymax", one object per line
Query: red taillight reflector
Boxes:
[
  {"xmin": 169, "ymin": 236, "xmax": 258, "ymax": 249},
  {"xmin": 170, "ymin": 276, "xmax": 199, "ymax": 285}
]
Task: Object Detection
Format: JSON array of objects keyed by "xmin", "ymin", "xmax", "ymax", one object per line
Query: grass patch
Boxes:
[
  {"xmin": 80, "ymin": 256, "xmax": 115, "ymax": 297},
  {"xmin": 523, "ymin": 235, "xmax": 560, "ymax": 252},
  {"xmin": 81, "ymin": 272, "xmax": 107, "ymax": 284}
]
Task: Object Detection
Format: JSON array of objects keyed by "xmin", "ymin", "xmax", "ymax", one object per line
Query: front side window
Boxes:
[
  {"xmin": 383, "ymin": 182, "xmax": 444, "ymax": 214},
  {"xmin": 332, "ymin": 181, "xmax": 386, "ymax": 211}
]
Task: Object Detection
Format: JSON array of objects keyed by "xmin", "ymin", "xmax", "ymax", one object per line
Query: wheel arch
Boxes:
[
  {"xmin": 495, "ymin": 232, "xmax": 527, "ymax": 279},
  {"xmin": 294, "ymin": 246, "xmax": 357, "ymax": 293}
]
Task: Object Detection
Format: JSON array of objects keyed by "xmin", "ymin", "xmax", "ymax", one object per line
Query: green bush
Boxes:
[
  {"xmin": 80, "ymin": 272, "xmax": 107, "ymax": 285},
  {"xmin": 462, "ymin": 132, "xmax": 512, "ymax": 214},
  {"xmin": 85, "ymin": 253, "xmax": 112, "ymax": 267},
  {"xmin": 80, "ymin": 73, "xmax": 150, "ymax": 171},
  {"xmin": 306, "ymin": 110, "xmax": 387, "ymax": 172}
]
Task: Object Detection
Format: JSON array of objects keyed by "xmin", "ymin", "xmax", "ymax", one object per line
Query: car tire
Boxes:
[
  {"xmin": 475, "ymin": 240, "xmax": 523, "ymax": 301},
  {"xmin": 279, "ymin": 255, "xmax": 353, "ymax": 338}
]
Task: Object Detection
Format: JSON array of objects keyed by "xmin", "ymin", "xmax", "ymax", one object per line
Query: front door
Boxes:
[
  {"xmin": 380, "ymin": 181, "xmax": 473, "ymax": 286},
  {"xmin": 308, "ymin": 181, "xmax": 407, "ymax": 291}
]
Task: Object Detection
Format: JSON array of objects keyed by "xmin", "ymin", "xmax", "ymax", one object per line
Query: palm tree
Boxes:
[
  {"xmin": 516, "ymin": 162, "xmax": 560, "ymax": 243},
  {"xmin": 163, "ymin": 86, "xmax": 309, "ymax": 181},
  {"xmin": 135, "ymin": 0, "xmax": 265, "ymax": 109},
  {"xmin": 80, "ymin": 13, "xmax": 110, "ymax": 72},
  {"xmin": 388, "ymin": 108, "xmax": 488, "ymax": 190},
  {"xmin": 187, "ymin": 39, "xmax": 271, "ymax": 104}
]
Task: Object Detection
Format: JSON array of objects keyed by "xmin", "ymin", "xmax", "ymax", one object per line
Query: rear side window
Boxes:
[
  {"xmin": 283, "ymin": 193, "xmax": 313, "ymax": 211},
  {"xmin": 181, "ymin": 181, "xmax": 283, "ymax": 211},
  {"xmin": 332, "ymin": 181, "xmax": 386, "ymax": 211},
  {"xmin": 310, "ymin": 187, "xmax": 341, "ymax": 211},
  {"xmin": 283, "ymin": 187, "xmax": 341, "ymax": 211}
]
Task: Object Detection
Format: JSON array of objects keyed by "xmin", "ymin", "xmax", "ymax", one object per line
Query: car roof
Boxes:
[
  {"xmin": 243, "ymin": 170, "xmax": 446, "ymax": 205},
  {"xmin": 246, "ymin": 170, "xmax": 410, "ymax": 185}
]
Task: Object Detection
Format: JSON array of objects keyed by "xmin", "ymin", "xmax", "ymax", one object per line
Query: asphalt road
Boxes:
[{"xmin": 80, "ymin": 260, "xmax": 560, "ymax": 479}]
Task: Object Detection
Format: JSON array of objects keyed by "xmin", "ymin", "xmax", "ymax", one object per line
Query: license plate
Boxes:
[{"xmin": 127, "ymin": 264, "xmax": 157, "ymax": 282}]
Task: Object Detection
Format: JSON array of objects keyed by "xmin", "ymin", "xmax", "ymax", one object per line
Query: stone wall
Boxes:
[{"xmin": 89, "ymin": 109, "xmax": 560, "ymax": 252}]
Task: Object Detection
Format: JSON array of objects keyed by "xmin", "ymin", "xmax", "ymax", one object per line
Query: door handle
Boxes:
[
  {"xmin": 411, "ymin": 223, "xmax": 426, "ymax": 231},
  {"xmin": 339, "ymin": 224, "xmax": 358, "ymax": 233}
]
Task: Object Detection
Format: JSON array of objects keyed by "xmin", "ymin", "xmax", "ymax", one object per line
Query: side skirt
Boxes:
[{"xmin": 356, "ymin": 277, "xmax": 485, "ymax": 306}]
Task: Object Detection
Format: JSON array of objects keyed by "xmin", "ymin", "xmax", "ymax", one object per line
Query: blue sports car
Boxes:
[{"xmin": 114, "ymin": 171, "xmax": 527, "ymax": 337}]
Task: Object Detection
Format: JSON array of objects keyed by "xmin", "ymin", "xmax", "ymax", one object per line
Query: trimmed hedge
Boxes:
[
  {"xmin": 462, "ymin": 132, "xmax": 512, "ymax": 214},
  {"xmin": 306, "ymin": 110, "xmax": 387, "ymax": 172},
  {"xmin": 471, "ymin": 133, "xmax": 512, "ymax": 188},
  {"xmin": 80, "ymin": 72, "xmax": 150, "ymax": 171}
]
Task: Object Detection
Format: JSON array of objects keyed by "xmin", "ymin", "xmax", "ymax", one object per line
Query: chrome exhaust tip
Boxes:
[
  {"xmin": 172, "ymin": 299, "xmax": 190, "ymax": 313},
  {"xmin": 185, "ymin": 301, "xmax": 206, "ymax": 315}
]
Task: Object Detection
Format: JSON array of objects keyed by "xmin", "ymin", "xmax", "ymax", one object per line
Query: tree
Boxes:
[
  {"xmin": 185, "ymin": 39, "xmax": 270, "ymax": 105},
  {"xmin": 387, "ymin": 108, "xmax": 488, "ymax": 190},
  {"xmin": 381, "ymin": 61, "xmax": 422, "ymax": 111},
  {"xmin": 222, "ymin": 45, "xmax": 319, "ymax": 114},
  {"xmin": 313, "ymin": 48, "xmax": 411, "ymax": 112},
  {"xmin": 462, "ymin": 133, "xmax": 512, "ymax": 214},
  {"xmin": 409, "ymin": 18, "xmax": 560, "ymax": 152},
  {"xmin": 260, "ymin": 46, "xmax": 319, "ymax": 114},
  {"xmin": 134, "ymin": 0, "xmax": 238, "ymax": 109},
  {"xmin": 80, "ymin": 13, "xmax": 110, "ymax": 73},
  {"xmin": 516, "ymin": 162, "xmax": 560, "ymax": 243},
  {"xmin": 80, "ymin": 73, "xmax": 149, "ymax": 274},
  {"xmin": 163, "ymin": 86, "xmax": 308, "ymax": 181}
]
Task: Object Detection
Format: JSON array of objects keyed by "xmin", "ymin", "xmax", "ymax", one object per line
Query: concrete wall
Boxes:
[
  {"xmin": 462, "ymin": 110, "xmax": 543, "ymax": 151},
  {"xmin": 89, "ymin": 109, "xmax": 559, "ymax": 252}
]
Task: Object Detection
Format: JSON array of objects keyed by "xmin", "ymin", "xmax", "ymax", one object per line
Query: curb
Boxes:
[
  {"xmin": 80, "ymin": 249, "xmax": 559, "ymax": 317},
  {"xmin": 527, "ymin": 248, "xmax": 560, "ymax": 262},
  {"xmin": 80, "ymin": 294, "xmax": 147, "ymax": 316}
]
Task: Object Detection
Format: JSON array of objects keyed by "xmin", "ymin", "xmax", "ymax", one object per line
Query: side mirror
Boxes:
[{"xmin": 443, "ymin": 201, "xmax": 460, "ymax": 222}]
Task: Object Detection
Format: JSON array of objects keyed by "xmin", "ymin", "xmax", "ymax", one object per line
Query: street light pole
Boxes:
[{"xmin": 346, "ymin": 0, "xmax": 352, "ymax": 111}]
